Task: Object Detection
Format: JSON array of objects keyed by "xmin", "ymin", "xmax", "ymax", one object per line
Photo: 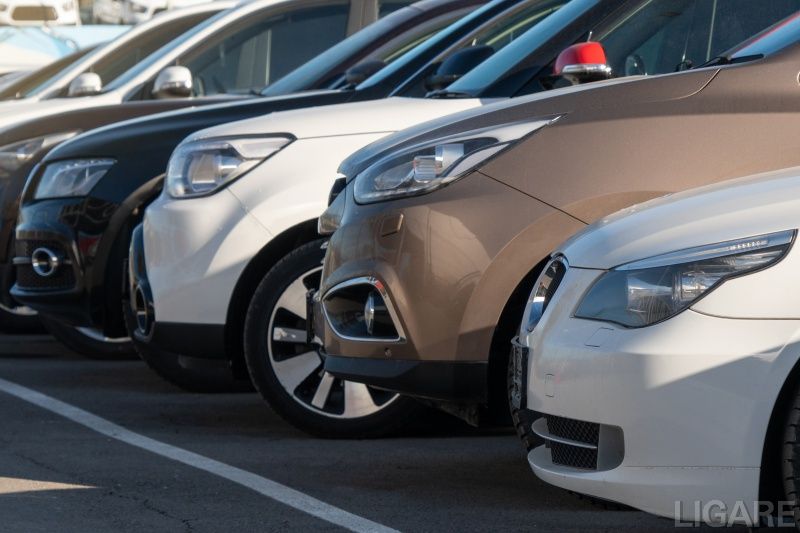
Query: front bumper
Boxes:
[
  {"xmin": 524, "ymin": 267, "xmax": 800, "ymax": 525},
  {"xmin": 319, "ymin": 172, "xmax": 585, "ymax": 402},
  {"xmin": 13, "ymin": 197, "xmax": 110, "ymax": 325},
  {"xmin": 140, "ymin": 189, "xmax": 270, "ymax": 357}
]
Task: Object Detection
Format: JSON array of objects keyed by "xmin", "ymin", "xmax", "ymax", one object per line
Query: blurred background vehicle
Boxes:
[{"xmin": 0, "ymin": 0, "xmax": 79, "ymax": 26}]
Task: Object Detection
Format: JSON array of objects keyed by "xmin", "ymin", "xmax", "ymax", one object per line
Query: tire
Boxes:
[
  {"xmin": 782, "ymin": 382, "xmax": 800, "ymax": 527},
  {"xmin": 243, "ymin": 238, "xmax": 423, "ymax": 438},
  {"xmin": 122, "ymin": 295, "xmax": 252, "ymax": 393},
  {"xmin": 40, "ymin": 316, "xmax": 137, "ymax": 360}
]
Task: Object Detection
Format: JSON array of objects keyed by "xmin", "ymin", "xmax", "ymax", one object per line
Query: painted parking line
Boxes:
[{"xmin": 0, "ymin": 376, "xmax": 398, "ymax": 533}]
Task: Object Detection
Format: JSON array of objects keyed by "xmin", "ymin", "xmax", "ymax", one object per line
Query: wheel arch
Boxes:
[
  {"xmin": 483, "ymin": 256, "xmax": 549, "ymax": 422},
  {"xmin": 224, "ymin": 218, "xmax": 320, "ymax": 376},
  {"xmin": 760, "ymin": 354, "xmax": 800, "ymax": 505}
]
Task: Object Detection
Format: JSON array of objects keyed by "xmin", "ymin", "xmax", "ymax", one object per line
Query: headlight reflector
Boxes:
[
  {"xmin": 0, "ymin": 131, "xmax": 79, "ymax": 175},
  {"xmin": 574, "ymin": 230, "xmax": 795, "ymax": 328},
  {"xmin": 34, "ymin": 158, "xmax": 115, "ymax": 199},
  {"xmin": 354, "ymin": 117, "xmax": 558, "ymax": 204},
  {"xmin": 166, "ymin": 136, "xmax": 292, "ymax": 199}
]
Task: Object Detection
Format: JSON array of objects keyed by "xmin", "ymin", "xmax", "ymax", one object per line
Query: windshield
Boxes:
[
  {"xmin": 444, "ymin": 0, "xmax": 601, "ymax": 95},
  {"xmin": 262, "ymin": 8, "xmax": 417, "ymax": 96},
  {"xmin": 100, "ymin": 8, "xmax": 229, "ymax": 94},
  {"xmin": 355, "ymin": 0, "xmax": 513, "ymax": 90},
  {"xmin": 448, "ymin": 0, "xmax": 800, "ymax": 97},
  {"xmin": 0, "ymin": 45, "xmax": 96, "ymax": 100},
  {"xmin": 729, "ymin": 10, "xmax": 800, "ymax": 60},
  {"xmin": 28, "ymin": 9, "xmax": 222, "ymax": 98}
]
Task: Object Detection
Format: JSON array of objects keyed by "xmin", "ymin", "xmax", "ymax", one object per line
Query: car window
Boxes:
[
  {"xmin": 86, "ymin": 11, "xmax": 216, "ymax": 88},
  {"xmin": 0, "ymin": 45, "xmax": 95, "ymax": 100},
  {"xmin": 378, "ymin": 0, "xmax": 416, "ymax": 17},
  {"xmin": 395, "ymin": 0, "xmax": 567, "ymax": 96},
  {"xmin": 597, "ymin": 0, "xmax": 800, "ymax": 76},
  {"xmin": 182, "ymin": 2, "xmax": 350, "ymax": 96}
]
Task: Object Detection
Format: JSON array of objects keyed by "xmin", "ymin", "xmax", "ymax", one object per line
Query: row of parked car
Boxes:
[{"xmin": 4, "ymin": 0, "xmax": 800, "ymax": 526}]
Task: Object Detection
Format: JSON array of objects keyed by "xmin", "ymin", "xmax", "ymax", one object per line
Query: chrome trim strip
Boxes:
[
  {"xmin": 321, "ymin": 276, "xmax": 406, "ymax": 343},
  {"xmin": 531, "ymin": 418, "xmax": 598, "ymax": 450}
]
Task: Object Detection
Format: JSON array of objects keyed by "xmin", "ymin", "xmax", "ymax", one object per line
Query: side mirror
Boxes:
[
  {"xmin": 425, "ymin": 45, "xmax": 494, "ymax": 92},
  {"xmin": 152, "ymin": 66, "xmax": 193, "ymax": 99},
  {"xmin": 67, "ymin": 72, "xmax": 102, "ymax": 97},
  {"xmin": 344, "ymin": 60, "xmax": 385, "ymax": 87},
  {"xmin": 554, "ymin": 42, "xmax": 611, "ymax": 85}
]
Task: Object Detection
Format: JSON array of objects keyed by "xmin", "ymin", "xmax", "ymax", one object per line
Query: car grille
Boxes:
[
  {"xmin": 15, "ymin": 241, "xmax": 75, "ymax": 291},
  {"xmin": 12, "ymin": 6, "xmax": 58, "ymax": 20},
  {"xmin": 546, "ymin": 415, "xmax": 600, "ymax": 470}
]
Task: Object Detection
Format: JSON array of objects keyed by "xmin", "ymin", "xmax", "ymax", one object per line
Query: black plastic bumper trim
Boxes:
[
  {"xmin": 324, "ymin": 354, "xmax": 486, "ymax": 402},
  {"xmin": 149, "ymin": 322, "xmax": 227, "ymax": 360}
]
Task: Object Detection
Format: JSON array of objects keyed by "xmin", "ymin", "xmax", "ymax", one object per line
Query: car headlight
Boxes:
[
  {"xmin": 34, "ymin": 158, "xmax": 115, "ymax": 199},
  {"xmin": 0, "ymin": 131, "xmax": 79, "ymax": 176},
  {"xmin": 574, "ymin": 229, "xmax": 796, "ymax": 328},
  {"xmin": 353, "ymin": 117, "xmax": 559, "ymax": 204},
  {"xmin": 166, "ymin": 136, "xmax": 292, "ymax": 199}
]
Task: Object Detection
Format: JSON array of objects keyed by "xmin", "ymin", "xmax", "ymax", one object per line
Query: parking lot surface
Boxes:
[{"xmin": 0, "ymin": 335, "xmax": 728, "ymax": 532}]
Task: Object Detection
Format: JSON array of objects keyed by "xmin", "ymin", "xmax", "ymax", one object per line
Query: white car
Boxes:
[
  {"xmin": 92, "ymin": 0, "xmax": 125, "ymax": 23},
  {"xmin": 0, "ymin": 0, "xmax": 371, "ymax": 130},
  {"xmin": 0, "ymin": 0, "xmax": 78, "ymax": 25},
  {"xmin": 519, "ymin": 166, "xmax": 800, "ymax": 527},
  {"xmin": 122, "ymin": 0, "xmax": 218, "ymax": 24}
]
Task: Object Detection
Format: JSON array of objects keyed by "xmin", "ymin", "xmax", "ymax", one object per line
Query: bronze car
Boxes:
[{"xmin": 316, "ymin": 11, "xmax": 800, "ymax": 432}]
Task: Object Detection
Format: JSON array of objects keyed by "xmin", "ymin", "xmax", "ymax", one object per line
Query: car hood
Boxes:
[
  {"xmin": 185, "ymin": 96, "xmax": 488, "ymax": 143},
  {"xmin": 42, "ymin": 89, "xmax": 339, "ymax": 161},
  {"xmin": 559, "ymin": 165, "xmax": 800, "ymax": 270},
  {"xmin": 339, "ymin": 68, "xmax": 718, "ymax": 180},
  {"xmin": 0, "ymin": 97, "xmax": 107, "ymax": 133}
]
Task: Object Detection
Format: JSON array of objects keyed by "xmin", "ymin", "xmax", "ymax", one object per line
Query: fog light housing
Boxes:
[{"xmin": 323, "ymin": 278, "xmax": 403, "ymax": 342}]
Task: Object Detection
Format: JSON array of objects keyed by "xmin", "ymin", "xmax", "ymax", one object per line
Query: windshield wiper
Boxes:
[{"xmin": 426, "ymin": 89, "xmax": 474, "ymax": 99}]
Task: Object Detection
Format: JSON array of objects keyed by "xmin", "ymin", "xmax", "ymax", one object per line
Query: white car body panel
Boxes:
[
  {"xmin": 144, "ymin": 96, "xmax": 484, "ymax": 325},
  {"xmin": 123, "ymin": 0, "xmax": 214, "ymax": 24},
  {"xmin": 522, "ymin": 166, "xmax": 800, "ymax": 525}
]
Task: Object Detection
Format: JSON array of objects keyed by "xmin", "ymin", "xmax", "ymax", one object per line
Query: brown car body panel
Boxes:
[{"xmin": 322, "ymin": 45, "xmax": 800, "ymax": 410}]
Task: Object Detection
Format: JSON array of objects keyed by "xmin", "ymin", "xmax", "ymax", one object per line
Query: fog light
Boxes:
[
  {"xmin": 31, "ymin": 247, "xmax": 61, "ymax": 277},
  {"xmin": 323, "ymin": 278, "xmax": 403, "ymax": 342}
]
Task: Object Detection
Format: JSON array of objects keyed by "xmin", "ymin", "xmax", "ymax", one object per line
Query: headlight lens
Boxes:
[
  {"xmin": 574, "ymin": 230, "xmax": 796, "ymax": 328},
  {"xmin": 34, "ymin": 158, "xmax": 115, "ymax": 199},
  {"xmin": 353, "ymin": 117, "xmax": 559, "ymax": 204},
  {"xmin": 166, "ymin": 136, "xmax": 292, "ymax": 199},
  {"xmin": 0, "ymin": 131, "xmax": 79, "ymax": 176}
]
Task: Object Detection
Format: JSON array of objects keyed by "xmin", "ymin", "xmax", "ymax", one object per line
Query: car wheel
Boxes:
[
  {"xmin": 507, "ymin": 348, "xmax": 541, "ymax": 451},
  {"xmin": 243, "ymin": 238, "xmax": 423, "ymax": 438},
  {"xmin": 122, "ymin": 295, "xmax": 252, "ymax": 393},
  {"xmin": 782, "ymin": 383, "xmax": 800, "ymax": 525},
  {"xmin": 39, "ymin": 316, "xmax": 136, "ymax": 360}
]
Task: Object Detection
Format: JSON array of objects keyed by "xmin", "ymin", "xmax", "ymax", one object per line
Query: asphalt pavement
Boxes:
[{"xmin": 0, "ymin": 334, "xmax": 731, "ymax": 532}]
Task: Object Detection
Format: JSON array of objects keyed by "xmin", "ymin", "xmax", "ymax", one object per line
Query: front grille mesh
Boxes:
[
  {"xmin": 15, "ymin": 241, "xmax": 75, "ymax": 291},
  {"xmin": 545, "ymin": 415, "xmax": 600, "ymax": 470}
]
